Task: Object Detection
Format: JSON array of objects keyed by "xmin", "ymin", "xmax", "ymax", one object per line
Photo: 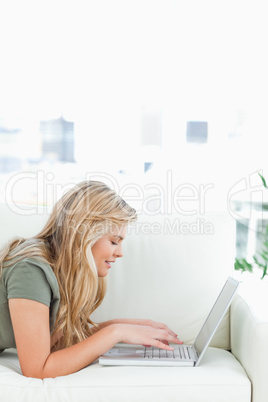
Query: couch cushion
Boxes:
[
  {"xmin": 231, "ymin": 280, "xmax": 268, "ymax": 402},
  {"xmin": 0, "ymin": 203, "xmax": 50, "ymax": 248},
  {"xmin": 0, "ymin": 347, "xmax": 251, "ymax": 402}
]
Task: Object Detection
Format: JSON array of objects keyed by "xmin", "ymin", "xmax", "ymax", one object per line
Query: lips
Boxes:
[{"xmin": 105, "ymin": 261, "xmax": 115, "ymax": 268}]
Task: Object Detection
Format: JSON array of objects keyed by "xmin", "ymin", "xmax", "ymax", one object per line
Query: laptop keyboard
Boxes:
[{"xmin": 144, "ymin": 345, "xmax": 192, "ymax": 360}]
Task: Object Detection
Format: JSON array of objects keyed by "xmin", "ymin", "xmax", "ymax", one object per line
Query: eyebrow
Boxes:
[{"xmin": 113, "ymin": 235, "xmax": 124, "ymax": 240}]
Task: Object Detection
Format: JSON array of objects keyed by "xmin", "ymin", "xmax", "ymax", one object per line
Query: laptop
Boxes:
[{"xmin": 99, "ymin": 277, "xmax": 239, "ymax": 367}]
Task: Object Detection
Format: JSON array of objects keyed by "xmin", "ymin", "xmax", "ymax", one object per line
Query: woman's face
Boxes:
[{"xmin": 91, "ymin": 225, "xmax": 127, "ymax": 277}]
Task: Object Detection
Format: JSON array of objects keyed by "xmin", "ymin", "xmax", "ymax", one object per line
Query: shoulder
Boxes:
[
  {"xmin": 3, "ymin": 258, "xmax": 59, "ymax": 307},
  {"xmin": 19, "ymin": 258, "xmax": 57, "ymax": 284},
  {"xmin": 4, "ymin": 257, "xmax": 56, "ymax": 285}
]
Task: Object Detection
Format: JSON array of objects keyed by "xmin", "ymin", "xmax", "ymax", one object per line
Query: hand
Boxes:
[
  {"xmin": 119, "ymin": 319, "xmax": 182, "ymax": 346},
  {"xmin": 114, "ymin": 323, "xmax": 183, "ymax": 350},
  {"xmin": 133, "ymin": 319, "xmax": 178, "ymax": 338},
  {"xmin": 95, "ymin": 318, "xmax": 182, "ymax": 343}
]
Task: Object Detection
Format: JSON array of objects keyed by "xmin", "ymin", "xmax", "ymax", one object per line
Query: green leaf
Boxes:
[
  {"xmin": 258, "ymin": 172, "xmax": 268, "ymax": 188},
  {"xmin": 235, "ymin": 258, "xmax": 253, "ymax": 272},
  {"xmin": 261, "ymin": 251, "xmax": 268, "ymax": 260},
  {"xmin": 253, "ymin": 255, "xmax": 266, "ymax": 268},
  {"xmin": 263, "ymin": 240, "xmax": 268, "ymax": 248},
  {"xmin": 261, "ymin": 264, "xmax": 268, "ymax": 279}
]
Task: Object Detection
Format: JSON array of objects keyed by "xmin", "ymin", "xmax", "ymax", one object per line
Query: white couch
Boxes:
[{"xmin": 0, "ymin": 202, "xmax": 267, "ymax": 402}]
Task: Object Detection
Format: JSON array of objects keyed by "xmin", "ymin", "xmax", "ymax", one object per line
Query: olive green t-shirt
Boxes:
[{"xmin": 0, "ymin": 258, "xmax": 60, "ymax": 352}]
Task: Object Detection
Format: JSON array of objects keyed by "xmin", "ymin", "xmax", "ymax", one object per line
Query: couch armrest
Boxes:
[{"xmin": 230, "ymin": 280, "xmax": 268, "ymax": 402}]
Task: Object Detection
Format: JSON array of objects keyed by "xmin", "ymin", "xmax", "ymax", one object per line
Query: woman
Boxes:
[{"xmin": 0, "ymin": 181, "xmax": 181, "ymax": 379}]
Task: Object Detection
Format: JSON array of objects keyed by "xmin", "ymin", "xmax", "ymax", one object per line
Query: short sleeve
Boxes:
[{"xmin": 5, "ymin": 260, "xmax": 52, "ymax": 307}]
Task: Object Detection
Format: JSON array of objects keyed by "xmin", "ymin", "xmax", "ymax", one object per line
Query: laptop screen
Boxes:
[{"xmin": 193, "ymin": 277, "xmax": 239, "ymax": 360}]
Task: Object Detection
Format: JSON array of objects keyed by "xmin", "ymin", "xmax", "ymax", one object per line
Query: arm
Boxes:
[{"xmin": 9, "ymin": 299, "xmax": 181, "ymax": 379}]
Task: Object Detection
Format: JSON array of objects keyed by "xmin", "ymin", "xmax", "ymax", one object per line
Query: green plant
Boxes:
[{"xmin": 234, "ymin": 172, "xmax": 268, "ymax": 279}]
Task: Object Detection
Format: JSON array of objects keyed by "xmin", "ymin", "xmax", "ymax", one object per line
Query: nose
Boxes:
[{"xmin": 114, "ymin": 243, "xmax": 123, "ymax": 258}]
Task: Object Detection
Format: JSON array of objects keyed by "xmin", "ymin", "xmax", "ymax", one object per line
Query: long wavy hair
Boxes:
[{"xmin": 0, "ymin": 181, "xmax": 137, "ymax": 349}]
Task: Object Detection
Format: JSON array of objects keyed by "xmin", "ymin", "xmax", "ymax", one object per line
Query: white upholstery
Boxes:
[
  {"xmin": 1, "ymin": 202, "xmax": 266, "ymax": 401},
  {"xmin": 231, "ymin": 281, "xmax": 268, "ymax": 402},
  {"xmin": 0, "ymin": 348, "xmax": 250, "ymax": 402}
]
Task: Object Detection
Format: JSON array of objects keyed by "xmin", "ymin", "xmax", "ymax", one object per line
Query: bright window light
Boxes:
[{"xmin": 0, "ymin": 0, "xmax": 268, "ymax": 205}]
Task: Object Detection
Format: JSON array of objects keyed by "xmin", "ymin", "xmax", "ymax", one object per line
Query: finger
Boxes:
[
  {"xmin": 148, "ymin": 321, "xmax": 179, "ymax": 339},
  {"xmin": 161, "ymin": 339, "xmax": 169, "ymax": 346},
  {"xmin": 153, "ymin": 340, "xmax": 174, "ymax": 351},
  {"xmin": 158, "ymin": 330, "xmax": 183, "ymax": 345},
  {"xmin": 172, "ymin": 338, "xmax": 183, "ymax": 345},
  {"xmin": 156, "ymin": 324, "xmax": 178, "ymax": 338},
  {"xmin": 166, "ymin": 327, "xmax": 179, "ymax": 338}
]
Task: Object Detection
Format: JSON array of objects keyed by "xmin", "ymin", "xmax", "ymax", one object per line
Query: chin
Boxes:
[{"xmin": 98, "ymin": 270, "xmax": 109, "ymax": 278}]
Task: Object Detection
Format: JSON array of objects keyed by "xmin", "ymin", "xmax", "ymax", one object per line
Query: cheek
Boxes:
[
  {"xmin": 91, "ymin": 244, "xmax": 101, "ymax": 260},
  {"xmin": 91, "ymin": 239, "xmax": 109, "ymax": 260}
]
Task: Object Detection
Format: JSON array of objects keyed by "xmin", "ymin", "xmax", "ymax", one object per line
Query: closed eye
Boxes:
[{"xmin": 111, "ymin": 241, "xmax": 118, "ymax": 246}]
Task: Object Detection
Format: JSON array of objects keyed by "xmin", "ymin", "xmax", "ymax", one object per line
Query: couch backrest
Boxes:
[{"xmin": 0, "ymin": 203, "xmax": 236, "ymax": 349}]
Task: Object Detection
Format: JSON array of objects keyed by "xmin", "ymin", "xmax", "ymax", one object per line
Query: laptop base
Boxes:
[{"xmin": 99, "ymin": 345, "xmax": 196, "ymax": 367}]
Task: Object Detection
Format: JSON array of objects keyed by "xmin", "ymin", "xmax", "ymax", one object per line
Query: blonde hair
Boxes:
[{"xmin": 0, "ymin": 181, "xmax": 137, "ymax": 349}]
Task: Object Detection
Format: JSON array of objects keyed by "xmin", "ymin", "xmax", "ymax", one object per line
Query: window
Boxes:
[{"xmin": 1, "ymin": 0, "xmax": 267, "ymax": 217}]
